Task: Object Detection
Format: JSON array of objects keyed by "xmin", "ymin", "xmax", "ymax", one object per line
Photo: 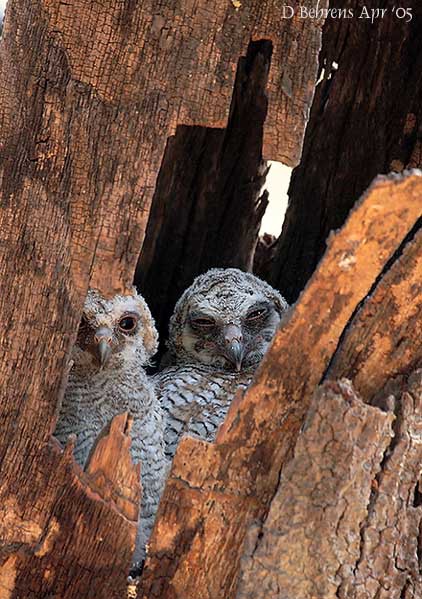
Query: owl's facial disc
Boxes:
[
  {"xmin": 187, "ymin": 299, "xmax": 279, "ymax": 372},
  {"xmin": 75, "ymin": 309, "xmax": 144, "ymax": 370}
]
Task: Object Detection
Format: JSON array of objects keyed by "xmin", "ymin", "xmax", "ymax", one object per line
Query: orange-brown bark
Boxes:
[
  {"xmin": 0, "ymin": 416, "xmax": 139, "ymax": 599},
  {"xmin": 270, "ymin": 0, "xmax": 422, "ymax": 303},
  {"xmin": 0, "ymin": 1, "xmax": 323, "ymax": 596},
  {"xmin": 139, "ymin": 172, "xmax": 422, "ymax": 599},
  {"xmin": 237, "ymin": 372, "xmax": 422, "ymax": 599},
  {"xmin": 328, "ymin": 226, "xmax": 422, "ymax": 397}
]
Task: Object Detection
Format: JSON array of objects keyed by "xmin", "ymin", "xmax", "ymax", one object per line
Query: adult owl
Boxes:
[
  {"xmin": 54, "ymin": 288, "xmax": 167, "ymax": 564},
  {"xmin": 155, "ymin": 268, "xmax": 288, "ymax": 458}
]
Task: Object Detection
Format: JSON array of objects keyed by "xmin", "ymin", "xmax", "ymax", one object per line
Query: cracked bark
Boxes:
[
  {"xmin": 139, "ymin": 172, "xmax": 422, "ymax": 598},
  {"xmin": 327, "ymin": 224, "xmax": 422, "ymax": 398},
  {"xmin": 270, "ymin": 0, "xmax": 422, "ymax": 303},
  {"xmin": 0, "ymin": 0, "xmax": 323, "ymax": 596},
  {"xmin": 236, "ymin": 379, "xmax": 395, "ymax": 599},
  {"xmin": 0, "ymin": 413, "xmax": 140, "ymax": 599},
  {"xmin": 237, "ymin": 372, "xmax": 422, "ymax": 599},
  {"xmin": 236, "ymin": 184, "xmax": 422, "ymax": 598}
]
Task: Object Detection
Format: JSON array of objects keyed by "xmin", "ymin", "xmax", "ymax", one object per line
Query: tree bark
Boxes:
[
  {"xmin": 136, "ymin": 40, "xmax": 271, "ymax": 342},
  {"xmin": 328, "ymin": 224, "xmax": 422, "ymax": 397},
  {"xmin": 270, "ymin": 0, "xmax": 422, "ymax": 303},
  {"xmin": 0, "ymin": 414, "xmax": 140, "ymax": 599},
  {"xmin": 138, "ymin": 172, "xmax": 422, "ymax": 599},
  {"xmin": 0, "ymin": 0, "xmax": 324, "ymax": 596},
  {"xmin": 237, "ymin": 372, "xmax": 422, "ymax": 599}
]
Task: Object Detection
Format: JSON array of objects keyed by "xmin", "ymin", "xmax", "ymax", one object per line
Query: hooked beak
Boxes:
[
  {"xmin": 222, "ymin": 324, "xmax": 245, "ymax": 372},
  {"xmin": 94, "ymin": 327, "xmax": 113, "ymax": 368}
]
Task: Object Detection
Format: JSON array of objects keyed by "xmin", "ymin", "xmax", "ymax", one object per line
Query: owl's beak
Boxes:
[
  {"xmin": 223, "ymin": 324, "xmax": 244, "ymax": 372},
  {"xmin": 94, "ymin": 327, "xmax": 113, "ymax": 368}
]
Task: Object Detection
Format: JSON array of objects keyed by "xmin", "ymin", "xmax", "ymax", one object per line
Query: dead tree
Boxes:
[
  {"xmin": 136, "ymin": 40, "xmax": 271, "ymax": 344},
  {"xmin": 0, "ymin": 1, "xmax": 323, "ymax": 596},
  {"xmin": 271, "ymin": 0, "xmax": 422, "ymax": 303},
  {"xmin": 237, "ymin": 372, "xmax": 422, "ymax": 599},
  {"xmin": 139, "ymin": 172, "xmax": 422, "ymax": 599},
  {"xmin": 2, "ymin": 1, "xmax": 420, "ymax": 598}
]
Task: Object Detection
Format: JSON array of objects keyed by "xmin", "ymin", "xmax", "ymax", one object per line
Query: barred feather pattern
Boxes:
[
  {"xmin": 155, "ymin": 363, "xmax": 253, "ymax": 458},
  {"xmin": 156, "ymin": 268, "xmax": 288, "ymax": 460},
  {"xmin": 54, "ymin": 289, "xmax": 167, "ymax": 564},
  {"xmin": 56, "ymin": 367, "xmax": 166, "ymax": 561}
]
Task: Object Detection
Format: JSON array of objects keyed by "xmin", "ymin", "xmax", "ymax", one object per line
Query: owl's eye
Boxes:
[
  {"xmin": 246, "ymin": 307, "xmax": 268, "ymax": 322},
  {"xmin": 190, "ymin": 316, "xmax": 215, "ymax": 329},
  {"xmin": 118, "ymin": 314, "xmax": 138, "ymax": 333}
]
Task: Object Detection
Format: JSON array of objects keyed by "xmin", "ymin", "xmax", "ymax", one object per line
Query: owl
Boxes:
[
  {"xmin": 54, "ymin": 288, "xmax": 167, "ymax": 565},
  {"xmin": 155, "ymin": 268, "xmax": 288, "ymax": 458}
]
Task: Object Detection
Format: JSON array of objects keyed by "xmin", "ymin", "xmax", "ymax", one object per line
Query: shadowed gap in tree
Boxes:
[{"xmin": 135, "ymin": 39, "xmax": 279, "ymax": 361}]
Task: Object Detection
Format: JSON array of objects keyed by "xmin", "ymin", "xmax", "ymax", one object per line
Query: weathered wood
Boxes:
[
  {"xmin": 236, "ymin": 379, "xmax": 395, "ymax": 599},
  {"xmin": 270, "ymin": 0, "xmax": 422, "ymax": 303},
  {"xmin": 139, "ymin": 172, "xmax": 422, "ymax": 599},
  {"xmin": 338, "ymin": 370, "xmax": 422, "ymax": 598},
  {"xmin": 85, "ymin": 413, "xmax": 141, "ymax": 524},
  {"xmin": 237, "ymin": 193, "xmax": 422, "ymax": 599},
  {"xmin": 0, "ymin": 0, "xmax": 326, "ymax": 594},
  {"xmin": 237, "ymin": 371, "xmax": 422, "ymax": 598},
  {"xmin": 328, "ymin": 225, "xmax": 422, "ymax": 397},
  {"xmin": 0, "ymin": 415, "xmax": 139, "ymax": 599}
]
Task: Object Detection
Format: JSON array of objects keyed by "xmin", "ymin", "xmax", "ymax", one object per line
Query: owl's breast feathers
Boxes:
[
  {"xmin": 56, "ymin": 367, "xmax": 157, "ymax": 466},
  {"xmin": 155, "ymin": 363, "xmax": 253, "ymax": 458}
]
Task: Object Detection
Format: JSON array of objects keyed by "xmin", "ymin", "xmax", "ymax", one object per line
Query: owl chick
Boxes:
[
  {"xmin": 54, "ymin": 288, "xmax": 167, "ymax": 564},
  {"xmin": 155, "ymin": 268, "xmax": 288, "ymax": 458}
]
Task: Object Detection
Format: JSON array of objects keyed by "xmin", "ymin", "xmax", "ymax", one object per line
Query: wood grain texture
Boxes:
[
  {"xmin": 328, "ymin": 225, "xmax": 422, "ymax": 396},
  {"xmin": 237, "ymin": 371, "xmax": 422, "ymax": 598},
  {"xmin": 338, "ymin": 371, "xmax": 422, "ymax": 599},
  {"xmin": 0, "ymin": 1, "xmax": 324, "ymax": 595},
  {"xmin": 85, "ymin": 413, "xmax": 141, "ymax": 524},
  {"xmin": 138, "ymin": 172, "xmax": 422, "ymax": 599},
  {"xmin": 0, "ymin": 415, "xmax": 139, "ymax": 599},
  {"xmin": 270, "ymin": 0, "xmax": 422, "ymax": 303},
  {"xmin": 236, "ymin": 380, "xmax": 395, "ymax": 599}
]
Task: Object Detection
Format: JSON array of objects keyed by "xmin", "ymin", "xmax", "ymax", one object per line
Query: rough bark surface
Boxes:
[
  {"xmin": 0, "ymin": 0, "xmax": 324, "ymax": 595},
  {"xmin": 0, "ymin": 414, "xmax": 139, "ymax": 599},
  {"xmin": 138, "ymin": 172, "xmax": 422, "ymax": 599},
  {"xmin": 237, "ymin": 372, "xmax": 422, "ymax": 599},
  {"xmin": 236, "ymin": 380, "xmax": 395, "ymax": 599},
  {"xmin": 271, "ymin": 0, "xmax": 422, "ymax": 303},
  {"xmin": 338, "ymin": 370, "xmax": 422, "ymax": 598},
  {"xmin": 136, "ymin": 40, "xmax": 271, "ymax": 342},
  {"xmin": 85, "ymin": 413, "xmax": 141, "ymax": 524},
  {"xmin": 328, "ymin": 225, "xmax": 422, "ymax": 397}
]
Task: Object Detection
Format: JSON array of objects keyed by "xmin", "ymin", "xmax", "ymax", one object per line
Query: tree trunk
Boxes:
[
  {"xmin": 139, "ymin": 172, "xmax": 422, "ymax": 599},
  {"xmin": 237, "ymin": 373, "xmax": 422, "ymax": 599},
  {"xmin": 0, "ymin": 1, "xmax": 323, "ymax": 596},
  {"xmin": 136, "ymin": 40, "xmax": 271, "ymax": 343},
  {"xmin": 270, "ymin": 0, "xmax": 422, "ymax": 303}
]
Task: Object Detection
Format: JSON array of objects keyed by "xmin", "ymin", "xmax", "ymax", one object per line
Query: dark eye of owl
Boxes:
[
  {"xmin": 118, "ymin": 314, "xmax": 138, "ymax": 334},
  {"xmin": 190, "ymin": 316, "xmax": 216, "ymax": 330},
  {"xmin": 246, "ymin": 307, "xmax": 269, "ymax": 322}
]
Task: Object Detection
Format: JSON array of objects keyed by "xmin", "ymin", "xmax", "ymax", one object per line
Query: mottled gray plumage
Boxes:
[
  {"xmin": 55, "ymin": 288, "xmax": 167, "ymax": 563},
  {"xmin": 156, "ymin": 268, "xmax": 288, "ymax": 458}
]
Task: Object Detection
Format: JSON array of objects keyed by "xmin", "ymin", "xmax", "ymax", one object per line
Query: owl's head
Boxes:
[
  {"xmin": 73, "ymin": 288, "xmax": 158, "ymax": 371},
  {"xmin": 167, "ymin": 268, "xmax": 288, "ymax": 372}
]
